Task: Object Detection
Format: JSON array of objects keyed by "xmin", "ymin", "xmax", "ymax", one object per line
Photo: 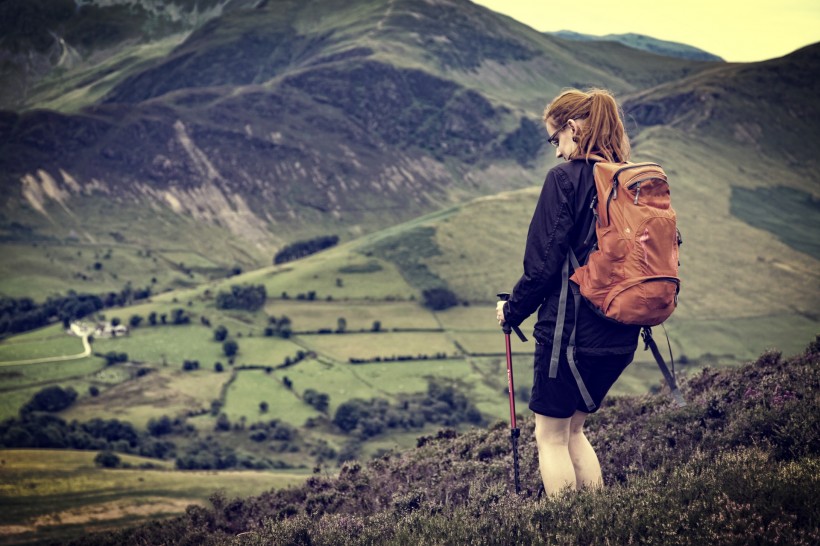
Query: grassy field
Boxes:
[
  {"xmin": 0, "ymin": 449, "xmax": 310, "ymax": 545},
  {"xmin": 268, "ymin": 300, "xmax": 440, "ymax": 332},
  {"xmin": 61, "ymin": 365, "xmax": 231, "ymax": 428},
  {"xmin": 222, "ymin": 369, "xmax": 322, "ymax": 426},
  {"xmin": 298, "ymin": 332, "xmax": 459, "ymax": 361}
]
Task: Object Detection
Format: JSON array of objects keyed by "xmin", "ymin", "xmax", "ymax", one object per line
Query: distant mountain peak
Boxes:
[{"xmin": 549, "ymin": 30, "xmax": 724, "ymax": 62}]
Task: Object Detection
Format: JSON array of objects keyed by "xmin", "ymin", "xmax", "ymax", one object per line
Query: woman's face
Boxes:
[{"xmin": 546, "ymin": 119, "xmax": 579, "ymax": 160}]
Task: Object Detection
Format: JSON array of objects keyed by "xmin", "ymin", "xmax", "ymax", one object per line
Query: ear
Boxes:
[{"xmin": 567, "ymin": 119, "xmax": 579, "ymax": 135}]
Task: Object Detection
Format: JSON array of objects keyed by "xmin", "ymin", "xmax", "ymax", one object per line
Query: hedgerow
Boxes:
[{"xmin": 69, "ymin": 339, "xmax": 820, "ymax": 545}]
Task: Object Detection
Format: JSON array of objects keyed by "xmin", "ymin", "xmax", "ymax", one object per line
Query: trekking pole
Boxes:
[{"xmin": 497, "ymin": 292, "xmax": 528, "ymax": 494}]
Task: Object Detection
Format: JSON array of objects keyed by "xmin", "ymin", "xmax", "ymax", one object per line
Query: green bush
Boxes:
[{"xmin": 93, "ymin": 450, "xmax": 121, "ymax": 468}]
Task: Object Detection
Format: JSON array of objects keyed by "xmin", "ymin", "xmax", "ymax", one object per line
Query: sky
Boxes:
[{"xmin": 471, "ymin": 0, "xmax": 820, "ymax": 62}]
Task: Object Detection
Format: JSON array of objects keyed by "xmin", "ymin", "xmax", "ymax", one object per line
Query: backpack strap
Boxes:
[
  {"xmin": 641, "ymin": 327, "xmax": 686, "ymax": 407},
  {"xmin": 548, "ymin": 249, "xmax": 597, "ymax": 412}
]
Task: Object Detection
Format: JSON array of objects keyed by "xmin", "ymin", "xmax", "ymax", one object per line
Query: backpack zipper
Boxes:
[
  {"xmin": 614, "ymin": 163, "xmax": 662, "ymax": 182},
  {"xmin": 627, "ymin": 175, "xmax": 666, "ymax": 204}
]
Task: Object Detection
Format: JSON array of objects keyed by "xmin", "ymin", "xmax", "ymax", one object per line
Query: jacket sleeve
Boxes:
[{"xmin": 503, "ymin": 167, "xmax": 577, "ymax": 328}]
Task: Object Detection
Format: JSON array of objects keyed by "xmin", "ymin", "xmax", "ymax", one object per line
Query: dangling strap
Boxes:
[
  {"xmin": 642, "ymin": 327, "xmax": 686, "ymax": 407},
  {"xmin": 548, "ymin": 249, "xmax": 597, "ymax": 412},
  {"xmin": 566, "ymin": 251, "xmax": 596, "ymax": 411}
]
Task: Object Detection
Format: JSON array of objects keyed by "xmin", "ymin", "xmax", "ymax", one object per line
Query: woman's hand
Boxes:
[{"xmin": 496, "ymin": 301, "xmax": 506, "ymax": 326}]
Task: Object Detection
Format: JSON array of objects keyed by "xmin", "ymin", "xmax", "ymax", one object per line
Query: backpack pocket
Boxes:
[{"xmin": 602, "ymin": 276, "xmax": 680, "ymax": 326}]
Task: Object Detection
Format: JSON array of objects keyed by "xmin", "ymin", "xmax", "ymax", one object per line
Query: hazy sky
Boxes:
[{"xmin": 471, "ymin": 0, "xmax": 820, "ymax": 62}]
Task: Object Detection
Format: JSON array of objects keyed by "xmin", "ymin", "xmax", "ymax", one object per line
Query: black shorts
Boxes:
[{"xmin": 528, "ymin": 342, "xmax": 635, "ymax": 418}]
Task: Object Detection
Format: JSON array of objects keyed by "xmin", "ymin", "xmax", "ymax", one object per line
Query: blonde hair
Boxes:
[{"xmin": 543, "ymin": 88, "xmax": 631, "ymax": 163}]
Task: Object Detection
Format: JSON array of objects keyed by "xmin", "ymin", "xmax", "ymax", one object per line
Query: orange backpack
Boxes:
[
  {"xmin": 571, "ymin": 161, "xmax": 680, "ymax": 324},
  {"xmin": 548, "ymin": 161, "xmax": 685, "ymax": 409}
]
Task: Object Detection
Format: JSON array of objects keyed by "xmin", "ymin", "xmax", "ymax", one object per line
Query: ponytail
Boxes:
[{"xmin": 543, "ymin": 88, "xmax": 631, "ymax": 163}]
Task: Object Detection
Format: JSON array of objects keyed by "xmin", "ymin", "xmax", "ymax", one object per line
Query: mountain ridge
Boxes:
[
  {"xmin": 549, "ymin": 30, "xmax": 724, "ymax": 62},
  {"xmin": 0, "ymin": 0, "xmax": 719, "ymax": 257}
]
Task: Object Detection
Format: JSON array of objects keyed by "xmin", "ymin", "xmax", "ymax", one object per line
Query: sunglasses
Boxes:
[{"xmin": 547, "ymin": 122, "xmax": 568, "ymax": 148}]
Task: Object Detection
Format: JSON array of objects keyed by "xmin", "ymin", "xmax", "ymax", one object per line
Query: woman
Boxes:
[{"xmin": 496, "ymin": 88, "xmax": 641, "ymax": 496}]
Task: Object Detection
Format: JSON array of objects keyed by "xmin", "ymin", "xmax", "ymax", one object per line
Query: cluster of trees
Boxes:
[
  {"xmin": 422, "ymin": 287, "xmax": 459, "ymax": 311},
  {"xmin": 0, "ymin": 293, "xmax": 103, "ymax": 335},
  {"xmin": 264, "ymin": 315, "xmax": 292, "ymax": 338},
  {"xmin": 274, "ymin": 235, "xmax": 339, "ymax": 265},
  {"xmin": 0, "ymin": 283, "xmax": 155, "ymax": 337},
  {"xmin": 182, "ymin": 359, "xmax": 200, "ymax": 371},
  {"xmin": 21, "ymin": 385, "xmax": 77, "ymax": 413},
  {"xmin": 128, "ymin": 308, "xmax": 191, "ymax": 328},
  {"xmin": 174, "ymin": 439, "xmax": 280, "ymax": 470},
  {"xmin": 348, "ymin": 352, "xmax": 453, "ymax": 364},
  {"xmin": 2, "ymin": 389, "xmax": 302, "ymax": 471},
  {"xmin": 146, "ymin": 415, "xmax": 193, "ymax": 437},
  {"xmin": 303, "ymin": 389, "xmax": 330, "ymax": 413},
  {"xmin": 247, "ymin": 419, "xmax": 298, "ymax": 444},
  {"xmin": 332, "ymin": 382, "xmax": 483, "ymax": 440},
  {"xmin": 102, "ymin": 351, "xmax": 129, "ymax": 366},
  {"xmin": 216, "ymin": 284, "xmax": 267, "ymax": 311},
  {"xmin": 0, "ymin": 412, "xmax": 175, "ymax": 460}
]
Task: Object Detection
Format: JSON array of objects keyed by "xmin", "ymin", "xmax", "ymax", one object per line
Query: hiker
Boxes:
[{"xmin": 496, "ymin": 88, "xmax": 641, "ymax": 496}]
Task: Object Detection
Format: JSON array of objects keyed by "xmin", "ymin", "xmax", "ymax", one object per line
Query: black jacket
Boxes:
[{"xmin": 504, "ymin": 159, "xmax": 640, "ymax": 355}]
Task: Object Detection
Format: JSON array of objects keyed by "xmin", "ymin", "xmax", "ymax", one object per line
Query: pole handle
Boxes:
[{"xmin": 497, "ymin": 292, "xmax": 528, "ymax": 342}]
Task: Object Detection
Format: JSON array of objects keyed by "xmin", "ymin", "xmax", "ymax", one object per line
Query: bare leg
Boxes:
[
  {"xmin": 568, "ymin": 410, "xmax": 602, "ymax": 490},
  {"xmin": 533, "ymin": 413, "xmax": 575, "ymax": 496}
]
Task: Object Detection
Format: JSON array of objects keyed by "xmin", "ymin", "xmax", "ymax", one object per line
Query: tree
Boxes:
[
  {"xmin": 147, "ymin": 416, "xmax": 173, "ymax": 436},
  {"xmin": 422, "ymin": 287, "xmax": 459, "ymax": 311},
  {"xmin": 171, "ymin": 308, "xmax": 189, "ymax": 325},
  {"xmin": 273, "ymin": 235, "xmax": 339, "ymax": 265},
  {"xmin": 214, "ymin": 325, "xmax": 228, "ymax": 342},
  {"xmin": 304, "ymin": 389, "xmax": 330, "ymax": 413},
  {"xmin": 372, "ymin": 320, "xmax": 382, "ymax": 332},
  {"xmin": 333, "ymin": 401, "xmax": 363, "ymax": 432},
  {"xmin": 23, "ymin": 386, "xmax": 78, "ymax": 413},
  {"xmin": 94, "ymin": 450, "xmax": 121, "ymax": 468},
  {"xmin": 215, "ymin": 285, "xmax": 267, "ymax": 311},
  {"xmin": 223, "ymin": 340, "xmax": 239, "ymax": 357},
  {"xmin": 336, "ymin": 317, "xmax": 347, "ymax": 333},
  {"xmin": 89, "ymin": 385, "xmax": 100, "ymax": 397},
  {"xmin": 148, "ymin": 312, "xmax": 157, "ymax": 326},
  {"xmin": 214, "ymin": 362, "xmax": 224, "ymax": 373},
  {"xmin": 215, "ymin": 413, "xmax": 231, "ymax": 432},
  {"xmin": 129, "ymin": 315, "xmax": 143, "ymax": 327},
  {"xmin": 259, "ymin": 401, "xmax": 269, "ymax": 413},
  {"xmin": 104, "ymin": 352, "xmax": 128, "ymax": 366}
]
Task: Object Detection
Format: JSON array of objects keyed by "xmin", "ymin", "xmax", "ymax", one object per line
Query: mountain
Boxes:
[
  {"xmin": 0, "ymin": 0, "xmax": 235, "ymax": 110},
  {"xmin": 0, "ymin": 1, "xmax": 817, "ymax": 345},
  {"xmin": 550, "ymin": 30, "xmax": 724, "ymax": 61},
  {"xmin": 0, "ymin": 0, "xmax": 718, "ymax": 272}
]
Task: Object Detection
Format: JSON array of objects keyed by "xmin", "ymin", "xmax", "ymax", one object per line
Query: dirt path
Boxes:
[{"xmin": 0, "ymin": 324, "xmax": 91, "ymax": 367}]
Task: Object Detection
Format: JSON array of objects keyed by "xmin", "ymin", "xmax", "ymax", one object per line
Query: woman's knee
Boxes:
[{"xmin": 534, "ymin": 413, "xmax": 571, "ymax": 446}]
